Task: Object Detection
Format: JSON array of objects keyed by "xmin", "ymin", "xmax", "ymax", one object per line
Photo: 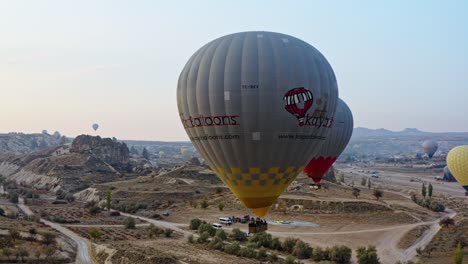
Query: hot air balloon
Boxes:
[
  {"xmin": 304, "ymin": 98, "xmax": 353, "ymax": 183},
  {"xmin": 92, "ymin": 123, "xmax": 99, "ymax": 132},
  {"xmin": 443, "ymin": 166, "xmax": 456, "ymax": 182},
  {"xmin": 422, "ymin": 140, "xmax": 438, "ymax": 158},
  {"xmin": 447, "ymin": 146, "xmax": 468, "ymax": 194},
  {"xmin": 177, "ymin": 31, "xmax": 338, "ymax": 217}
]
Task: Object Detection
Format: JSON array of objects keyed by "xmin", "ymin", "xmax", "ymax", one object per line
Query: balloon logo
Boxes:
[{"xmin": 283, "ymin": 87, "xmax": 313, "ymax": 126}]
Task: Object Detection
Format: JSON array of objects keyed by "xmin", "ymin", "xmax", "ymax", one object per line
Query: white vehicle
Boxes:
[
  {"xmin": 219, "ymin": 217, "xmax": 232, "ymax": 224},
  {"xmin": 212, "ymin": 223, "xmax": 222, "ymax": 229}
]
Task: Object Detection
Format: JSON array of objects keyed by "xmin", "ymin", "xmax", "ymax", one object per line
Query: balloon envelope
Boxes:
[
  {"xmin": 422, "ymin": 140, "xmax": 438, "ymax": 158},
  {"xmin": 443, "ymin": 166, "xmax": 456, "ymax": 182},
  {"xmin": 92, "ymin": 123, "xmax": 99, "ymax": 131},
  {"xmin": 447, "ymin": 146, "xmax": 468, "ymax": 191},
  {"xmin": 177, "ymin": 31, "xmax": 338, "ymax": 217},
  {"xmin": 304, "ymin": 98, "xmax": 353, "ymax": 183}
]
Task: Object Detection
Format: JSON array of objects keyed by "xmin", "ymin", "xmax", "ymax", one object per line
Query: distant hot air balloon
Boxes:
[
  {"xmin": 447, "ymin": 146, "xmax": 468, "ymax": 193},
  {"xmin": 422, "ymin": 140, "xmax": 438, "ymax": 158},
  {"xmin": 443, "ymin": 166, "xmax": 456, "ymax": 182},
  {"xmin": 304, "ymin": 98, "xmax": 353, "ymax": 183},
  {"xmin": 177, "ymin": 31, "xmax": 338, "ymax": 217},
  {"xmin": 92, "ymin": 123, "xmax": 99, "ymax": 132}
]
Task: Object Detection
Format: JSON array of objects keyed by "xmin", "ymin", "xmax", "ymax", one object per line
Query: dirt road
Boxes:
[{"xmin": 18, "ymin": 198, "xmax": 94, "ymax": 264}]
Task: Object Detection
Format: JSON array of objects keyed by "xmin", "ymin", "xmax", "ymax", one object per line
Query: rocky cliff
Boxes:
[{"xmin": 0, "ymin": 135, "xmax": 152, "ymax": 193}]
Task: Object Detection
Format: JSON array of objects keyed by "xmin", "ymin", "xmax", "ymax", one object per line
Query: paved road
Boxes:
[{"xmin": 18, "ymin": 197, "xmax": 94, "ymax": 264}]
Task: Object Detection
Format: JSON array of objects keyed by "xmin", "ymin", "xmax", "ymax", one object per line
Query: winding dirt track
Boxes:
[{"xmin": 18, "ymin": 198, "xmax": 94, "ymax": 264}]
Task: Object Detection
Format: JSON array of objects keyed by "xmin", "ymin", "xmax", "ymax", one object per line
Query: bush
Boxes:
[
  {"xmin": 224, "ymin": 241, "xmax": 241, "ymax": 256},
  {"xmin": 269, "ymin": 251, "xmax": 279, "ymax": 262},
  {"xmin": 312, "ymin": 246, "xmax": 324, "ymax": 261},
  {"xmin": 187, "ymin": 234, "xmax": 194, "ymax": 243},
  {"xmin": 109, "ymin": 211, "xmax": 120, "ymax": 216},
  {"xmin": 256, "ymin": 247, "xmax": 268, "ymax": 260},
  {"xmin": 240, "ymin": 247, "xmax": 256, "ymax": 258},
  {"xmin": 8, "ymin": 192, "xmax": 19, "ymax": 203},
  {"xmin": 271, "ymin": 237, "xmax": 282, "ymax": 251},
  {"xmin": 164, "ymin": 228, "xmax": 173, "ymax": 237},
  {"xmin": 197, "ymin": 231, "xmax": 210, "ymax": 243},
  {"xmin": 356, "ymin": 246, "xmax": 380, "ymax": 264},
  {"xmin": 330, "ymin": 245, "xmax": 352, "ymax": 264},
  {"xmin": 293, "ymin": 240, "xmax": 313, "ymax": 259},
  {"xmin": 200, "ymin": 199, "xmax": 209, "ymax": 209},
  {"xmin": 285, "ymin": 255, "xmax": 297, "ymax": 264},
  {"xmin": 208, "ymin": 237, "xmax": 224, "ymax": 250},
  {"xmin": 230, "ymin": 228, "xmax": 247, "ymax": 242},
  {"xmin": 215, "ymin": 229, "xmax": 227, "ymax": 241},
  {"xmin": 282, "ymin": 237, "xmax": 299, "ymax": 254},
  {"xmin": 249, "ymin": 231, "xmax": 272, "ymax": 248},
  {"xmin": 88, "ymin": 205, "xmax": 101, "ymax": 215},
  {"xmin": 439, "ymin": 217, "xmax": 455, "ymax": 228},
  {"xmin": 198, "ymin": 223, "xmax": 216, "ymax": 236},
  {"xmin": 124, "ymin": 217, "xmax": 136, "ymax": 229},
  {"xmin": 218, "ymin": 202, "xmax": 224, "ymax": 211},
  {"xmin": 189, "ymin": 218, "xmax": 203, "ymax": 230},
  {"xmin": 88, "ymin": 228, "xmax": 102, "ymax": 240}
]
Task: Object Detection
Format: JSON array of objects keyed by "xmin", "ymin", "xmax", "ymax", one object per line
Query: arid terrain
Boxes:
[{"xmin": 0, "ymin": 133, "xmax": 467, "ymax": 264}]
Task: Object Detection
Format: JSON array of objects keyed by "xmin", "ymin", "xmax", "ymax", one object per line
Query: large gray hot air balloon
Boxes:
[
  {"xmin": 422, "ymin": 140, "xmax": 438, "ymax": 158},
  {"xmin": 92, "ymin": 123, "xmax": 99, "ymax": 132},
  {"xmin": 177, "ymin": 31, "xmax": 338, "ymax": 217},
  {"xmin": 304, "ymin": 98, "xmax": 353, "ymax": 183}
]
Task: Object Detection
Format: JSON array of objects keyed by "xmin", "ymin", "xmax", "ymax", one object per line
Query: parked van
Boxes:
[
  {"xmin": 219, "ymin": 217, "xmax": 232, "ymax": 225},
  {"xmin": 212, "ymin": 223, "xmax": 222, "ymax": 229}
]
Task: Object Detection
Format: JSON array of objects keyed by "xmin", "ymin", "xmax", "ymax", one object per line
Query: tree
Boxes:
[
  {"xmin": 88, "ymin": 228, "xmax": 102, "ymax": 241},
  {"xmin": 282, "ymin": 237, "xmax": 299, "ymax": 254},
  {"xmin": 124, "ymin": 217, "xmax": 136, "ymax": 229},
  {"xmin": 330, "ymin": 245, "xmax": 352, "ymax": 264},
  {"xmin": 224, "ymin": 241, "xmax": 241, "ymax": 255},
  {"xmin": 428, "ymin": 183, "xmax": 433, "ymax": 198},
  {"xmin": 361, "ymin": 178, "xmax": 367, "ymax": 186},
  {"xmin": 356, "ymin": 246, "xmax": 380, "ymax": 264},
  {"xmin": 29, "ymin": 227, "xmax": 37, "ymax": 242},
  {"xmin": 44, "ymin": 246, "xmax": 56, "ymax": 260},
  {"xmin": 352, "ymin": 187, "xmax": 361, "ymax": 199},
  {"xmin": 106, "ymin": 191, "xmax": 112, "ymax": 211},
  {"xmin": 200, "ymin": 198, "xmax": 209, "ymax": 209},
  {"xmin": 17, "ymin": 247, "xmax": 29, "ymax": 263},
  {"xmin": 368, "ymin": 178, "xmax": 372, "ymax": 190},
  {"xmin": 453, "ymin": 242, "xmax": 464, "ymax": 264},
  {"xmin": 142, "ymin": 148, "xmax": 150, "ymax": 160},
  {"xmin": 9, "ymin": 229, "xmax": 20, "ymax": 243},
  {"xmin": 215, "ymin": 229, "xmax": 227, "ymax": 241},
  {"xmin": 164, "ymin": 228, "xmax": 173, "ymax": 237},
  {"xmin": 218, "ymin": 202, "xmax": 224, "ymax": 211},
  {"xmin": 292, "ymin": 240, "xmax": 313, "ymax": 259},
  {"xmin": 8, "ymin": 192, "xmax": 19, "ymax": 203},
  {"xmin": 198, "ymin": 223, "xmax": 216, "ymax": 236},
  {"xmin": 31, "ymin": 140, "xmax": 39, "ymax": 150},
  {"xmin": 230, "ymin": 228, "xmax": 247, "ymax": 242},
  {"xmin": 422, "ymin": 183, "xmax": 427, "ymax": 198},
  {"xmin": 189, "ymin": 218, "xmax": 203, "ymax": 230},
  {"xmin": 130, "ymin": 146, "xmax": 139, "ymax": 155},
  {"xmin": 3, "ymin": 248, "xmax": 12, "ymax": 261},
  {"xmin": 373, "ymin": 189, "xmax": 383, "ymax": 201},
  {"xmin": 42, "ymin": 232, "xmax": 57, "ymax": 246},
  {"xmin": 439, "ymin": 217, "xmax": 455, "ymax": 228},
  {"xmin": 35, "ymin": 250, "xmax": 41, "ymax": 261}
]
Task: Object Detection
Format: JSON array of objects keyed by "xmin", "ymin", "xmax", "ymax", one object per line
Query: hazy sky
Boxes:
[{"xmin": 1, "ymin": 1, "xmax": 467, "ymax": 141}]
